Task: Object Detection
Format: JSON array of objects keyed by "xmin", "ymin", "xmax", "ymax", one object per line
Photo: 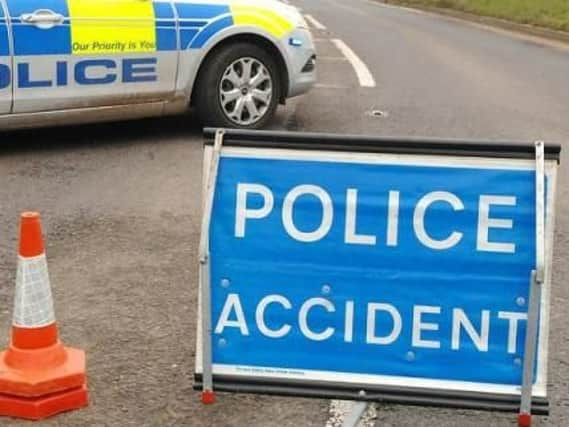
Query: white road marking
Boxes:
[
  {"xmin": 331, "ymin": 39, "xmax": 376, "ymax": 88},
  {"xmin": 326, "ymin": 400, "xmax": 377, "ymax": 427},
  {"xmin": 304, "ymin": 14, "xmax": 327, "ymax": 30}
]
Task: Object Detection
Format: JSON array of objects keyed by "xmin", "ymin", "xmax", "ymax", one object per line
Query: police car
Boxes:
[{"xmin": 0, "ymin": 0, "xmax": 316, "ymax": 129}]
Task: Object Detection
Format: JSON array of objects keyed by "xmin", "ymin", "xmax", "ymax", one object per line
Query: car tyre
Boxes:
[{"xmin": 194, "ymin": 42, "xmax": 282, "ymax": 129}]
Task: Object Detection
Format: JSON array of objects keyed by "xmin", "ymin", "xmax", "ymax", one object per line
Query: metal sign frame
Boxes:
[
  {"xmin": 195, "ymin": 129, "xmax": 561, "ymax": 416},
  {"xmin": 198, "ymin": 129, "xmax": 225, "ymax": 401}
]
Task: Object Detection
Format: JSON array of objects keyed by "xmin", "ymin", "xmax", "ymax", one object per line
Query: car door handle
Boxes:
[{"xmin": 21, "ymin": 10, "xmax": 64, "ymax": 28}]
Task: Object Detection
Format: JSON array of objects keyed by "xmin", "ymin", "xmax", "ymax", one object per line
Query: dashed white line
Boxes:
[
  {"xmin": 331, "ymin": 39, "xmax": 376, "ymax": 88},
  {"xmin": 304, "ymin": 14, "xmax": 327, "ymax": 30}
]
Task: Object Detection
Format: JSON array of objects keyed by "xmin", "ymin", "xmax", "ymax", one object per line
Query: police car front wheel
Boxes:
[{"xmin": 195, "ymin": 43, "xmax": 281, "ymax": 129}]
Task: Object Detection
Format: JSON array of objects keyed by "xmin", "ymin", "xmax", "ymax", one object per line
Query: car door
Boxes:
[
  {"xmin": 7, "ymin": 0, "xmax": 178, "ymax": 114},
  {"xmin": 0, "ymin": 0, "xmax": 12, "ymax": 114}
]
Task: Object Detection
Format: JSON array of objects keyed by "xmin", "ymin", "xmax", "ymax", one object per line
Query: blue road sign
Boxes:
[{"xmin": 196, "ymin": 132, "xmax": 560, "ymax": 410}]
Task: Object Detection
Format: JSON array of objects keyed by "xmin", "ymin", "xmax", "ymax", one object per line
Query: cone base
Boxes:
[
  {"xmin": 0, "ymin": 346, "xmax": 86, "ymax": 397},
  {"xmin": 0, "ymin": 383, "xmax": 88, "ymax": 421}
]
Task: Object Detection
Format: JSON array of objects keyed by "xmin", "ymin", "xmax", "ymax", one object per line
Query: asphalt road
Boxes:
[{"xmin": 1, "ymin": 0, "xmax": 569, "ymax": 426}]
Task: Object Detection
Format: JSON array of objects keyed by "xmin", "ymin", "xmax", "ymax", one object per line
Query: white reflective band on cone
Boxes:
[{"xmin": 13, "ymin": 254, "xmax": 56, "ymax": 328}]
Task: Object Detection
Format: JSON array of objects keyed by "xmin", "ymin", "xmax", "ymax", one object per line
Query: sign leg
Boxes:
[
  {"xmin": 341, "ymin": 401, "xmax": 369, "ymax": 427},
  {"xmin": 199, "ymin": 129, "xmax": 226, "ymax": 404},
  {"xmin": 518, "ymin": 141, "xmax": 546, "ymax": 426},
  {"xmin": 519, "ymin": 271, "xmax": 541, "ymax": 426}
]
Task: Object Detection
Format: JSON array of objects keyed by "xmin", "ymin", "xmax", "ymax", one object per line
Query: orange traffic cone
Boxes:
[{"xmin": 0, "ymin": 212, "xmax": 88, "ymax": 420}]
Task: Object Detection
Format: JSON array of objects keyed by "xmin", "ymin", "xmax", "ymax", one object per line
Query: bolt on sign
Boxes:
[{"xmin": 195, "ymin": 129, "xmax": 561, "ymax": 419}]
